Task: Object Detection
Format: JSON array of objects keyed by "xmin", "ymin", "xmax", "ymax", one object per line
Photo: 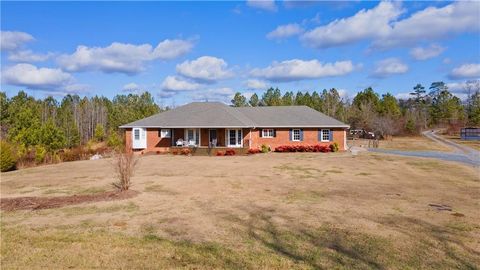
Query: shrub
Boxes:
[
  {"xmin": 113, "ymin": 152, "xmax": 138, "ymax": 191},
  {"xmin": 172, "ymin": 150, "xmax": 178, "ymax": 155},
  {"xmin": 275, "ymin": 144, "xmax": 331, "ymax": 153},
  {"xmin": 34, "ymin": 145, "xmax": 47, "ymax": 164},
  {"xmin": 107, "ymin": 130, "xmax": 123, "ymax": 150},
  {"xmin": 216, "ymin": 150, "xmax": 225, "ymax": 156},
  {"xmin": 261, "ymin": 144, "xmax": 270, "ymax": 153},
  {"xmin": 330, "ymin": 142, "xmax": 339, "ymax": 152},
  {"xmin": 180, "ymin": 148, "xmax": 191, "ymax": 156},
  {"xmin": 248, "ymin": 148, "xmax": 261, "ymax": 154},
  {"xmin": 225, "ymin": 149, "xmax": 236, "ymax": 156},
  {"xmin": 0, "ymin": 141, "xmax": 17, "ymax": 172},
  {"xmin": 94, "ymin": 125, "xmax": 106, "ymax": 142}
]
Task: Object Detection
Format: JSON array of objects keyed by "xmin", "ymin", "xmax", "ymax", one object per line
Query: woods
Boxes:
[
  {"xmin": 0, "ymin": 91, "xmax": 161, "ymax": 171},
  {"xmin": 232, "ymin": 80, "xmax": 480, "ymax": 138}
]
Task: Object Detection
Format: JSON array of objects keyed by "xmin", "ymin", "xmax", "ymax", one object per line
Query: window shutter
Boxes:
[
  {"xmin": 300, "ymin": 129, "xmax": 304, "ymax": 141},
  {"xmin": 318, "ymin": 129, "xmax": 321, "ymax": 141},
  {"xmin": 289, "ymin": 129, "xmax": 292, "ymax": 141},
  {"xmin": 259, "ymin": 129, "xmax": 263, "ymax": 138},
  {"xmin": 273, "ymin": 129, "xmax": 276, "ymax": 137},
  {"xmin": 329, "ymin": 130, "xmax": 332, "ymax": 141}
]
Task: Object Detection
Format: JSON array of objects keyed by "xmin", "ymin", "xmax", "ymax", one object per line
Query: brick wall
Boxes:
[
  {"xmin": 125, "ymin": 127, "xmax": 347, "ymax": 153},
  {"xmin": 248, "ymin": 128, "xmax": 346, "ymax": 150}
]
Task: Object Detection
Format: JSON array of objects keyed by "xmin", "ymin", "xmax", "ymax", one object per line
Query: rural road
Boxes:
[{"xmin": 368, "ymin": 130, "xmax": 480, "ymax": 167}]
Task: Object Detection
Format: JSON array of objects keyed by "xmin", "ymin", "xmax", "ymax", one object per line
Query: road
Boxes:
[{"xmin": 368, "ymin": 130, "xmax": 480, "ymax": 167}]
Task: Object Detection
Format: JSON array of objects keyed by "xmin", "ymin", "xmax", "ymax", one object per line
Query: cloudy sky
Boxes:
[{"xmin": 1, "ymin": 1, "xmax": 479, "ymax": 105}]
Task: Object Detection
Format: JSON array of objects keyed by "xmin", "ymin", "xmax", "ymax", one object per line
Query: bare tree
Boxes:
[
  {"xmin": 113, "ymin": 152, "xmax": 138, "ymax": 191},
  {"xmin": 373, "ymin": 116, "xmax": 398, "ymax": 139}
]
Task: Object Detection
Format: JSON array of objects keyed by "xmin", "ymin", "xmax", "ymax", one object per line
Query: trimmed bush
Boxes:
[
  {"xmin": 274, "ymin": 144, "xmax": 331, "ymax": 153},
  {"xmin": 1, "ymin": 141, "xmax": 17, "ymax": 172},
  {"xmin": 330, "ymin": 142, "xmax": 339, "ymax": 152},
  {"xmin": 225, "ymin": 149, "xmax": 236, "ymax": 156},
  {"xmin": 248, "ymin": 148, "xmax": 261, "ymax": 154},
  {"xmin": 261, "ymin": 144, "xmax": 270, "ymax": 153},
  {"xmin": 216, "ymin": 151, "xmax": 225, "ymax": 156}
]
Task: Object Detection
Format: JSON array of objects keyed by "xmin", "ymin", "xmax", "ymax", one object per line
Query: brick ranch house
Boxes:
[{"xmin": 120, "ymin": 102, "xmax": 349, "ymax": 154}]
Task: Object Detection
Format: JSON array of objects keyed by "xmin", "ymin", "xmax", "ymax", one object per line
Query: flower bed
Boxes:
[{"xmin": 274, "ymin": 144, "xmax": 333, "ymax": 153}]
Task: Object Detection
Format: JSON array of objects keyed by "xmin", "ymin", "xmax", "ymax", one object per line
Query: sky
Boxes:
[{"xmin": 1, "ymin": 0, "xmax": 479, "ymax": 106}]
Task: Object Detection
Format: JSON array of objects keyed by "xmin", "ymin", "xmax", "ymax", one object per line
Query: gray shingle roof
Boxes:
[{"xmin": 120, "ymin": 102, "xmax": 349, "ymax": 128}]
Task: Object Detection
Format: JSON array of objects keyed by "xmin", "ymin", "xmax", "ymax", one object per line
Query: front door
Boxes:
[{"xmin": 209, "ymin": 129, "xmax": 217, "ymax": 146}]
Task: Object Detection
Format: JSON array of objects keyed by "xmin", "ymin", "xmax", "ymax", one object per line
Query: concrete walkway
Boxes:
[{"xmin": 367, "ymin": 131, "xmax": 480, "ymax": 167}]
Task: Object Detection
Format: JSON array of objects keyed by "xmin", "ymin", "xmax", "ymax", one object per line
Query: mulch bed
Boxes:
[{"xmin": 0, "ymin": 190, "xmax": 139, "ymax": 212}]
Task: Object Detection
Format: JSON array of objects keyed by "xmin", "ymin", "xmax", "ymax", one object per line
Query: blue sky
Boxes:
[{"xmin": 1, "ymin": 1, "xmax": 479, "ymax": 106}]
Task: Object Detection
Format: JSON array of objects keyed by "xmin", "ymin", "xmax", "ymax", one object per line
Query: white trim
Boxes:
[
  {"xmin": 184, "ymin": 128, "xmax": 200, "ymax": 146},
  {"xmin": 132, "ymin": 127, "xmax": 147, "ymax": 149},
  {"xmin": 226, "ymin": 128, "xmax": 243, "ymax": 148},
  {"xmin": 262, "ymin": 128, "xmax": 274, "ymax": 138},
  {"xmin": 292, "ymin": 129, "xmax": 301, "ymax": 141},
  {"xmin": 320, "ymin": 129, "xmax": 331, "ymax": 142}
]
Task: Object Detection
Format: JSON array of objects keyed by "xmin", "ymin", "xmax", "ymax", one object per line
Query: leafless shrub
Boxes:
[{"xmin": 113, "ymin": 152, "xmax": 138, "ymax": 191}]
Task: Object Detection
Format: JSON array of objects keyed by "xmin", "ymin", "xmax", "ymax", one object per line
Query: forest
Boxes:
[{"xmin": 1, "ymin": 79, "xmax": 479, "ymax": 171}]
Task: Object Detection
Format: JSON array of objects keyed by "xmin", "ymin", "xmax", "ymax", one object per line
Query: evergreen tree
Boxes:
[
  {"xmin": 231, "ymin": 92, "xmax": 248, "ymax": 107},
  {"xmin": 249, "ymin": 93, "xmax": 259, "ymax": 107}
]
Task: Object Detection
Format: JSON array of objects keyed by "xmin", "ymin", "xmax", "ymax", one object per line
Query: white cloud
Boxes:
[
  {"xmin": 1, "ymin": 31, "xmax": 34, "ymax": 51},
  {"xmin": 161, "ymin": 76, "xmax": 201, "ymax": 92},
  {"xmin": 301, "ymin": 2, "xmax": 402, "ymax": 49},
  {"xmin": 409, "ymin": 44, "xmax": 445, "ymax": 60},
  {"xmin": 395, "ymin": 92, "xmax": 413, "ymax": 100},
  {"xmin": 250, "ymin": 59, "xmax": 355, "ymax": 82},
  {"xmin": 245, "ymin": 79, "xmax": 268, "ymax": 90},
  {"xmin": 373, "ymin": 1, "xmax": 480, "ymax": 49},
  {"xmin": 8, "ymin": 50, "xmax": 53, "ymax": 62},
  {"xmin": 449, "ymin": 63, "xmax": 480, "ymax": 80},
  {"xmin": 246, "ymin": 0, "xmax": 277, "ymax": 12},
  {"xmin": 57, "ymin": 39, "xmax": 194, "ymax": 74},
  {"xmin": 371, "ymin": 58, "xmax": 408, "ymax": 78},
  {"xmin": 191, "ymin": 87, "xmax": 235, "ymax": 103},
  {"xmin": 176, "ymin": 56, "xmax": 233, "ymax": 83},
  {"xmin": 152, "ymin": 39, "xmax": 195, "ymax": 60},
  {"xmin": 122, "ymin": 82, "xmax": 141, "ymax": 92},
  {"xmin": 301, "ymin": 1, "xmax": 479, "ymax": 50},
  {"xmin": 2, "ymin": 63, "xmax": 73, "ymax": 90},
  {"xmin": 267, "ymin": 23, "xmax": 304, "ymax": 40}
]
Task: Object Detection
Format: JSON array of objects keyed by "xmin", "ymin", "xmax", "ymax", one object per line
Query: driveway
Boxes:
[{"xmin": 368, "ymin": 130, "xmax": 480, "ymax": 167}]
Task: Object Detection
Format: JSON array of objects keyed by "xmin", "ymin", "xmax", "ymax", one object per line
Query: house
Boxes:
[{"xmin": 120, "ymin": 102, "xmax": 349, "ymax": 154}]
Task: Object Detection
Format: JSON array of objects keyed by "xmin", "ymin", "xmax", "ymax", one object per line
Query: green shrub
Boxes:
[
  {"xmin": 329, "ymin": 142, "xmax": 339, "ymax": 152},
  {"xmin": 0, "ymin": 141, "xmax": 17, "ymax": 172},
  {"xmin": 261, "ymin": 144, "xmax": 270, "ymax": 153},
  {"xmin": 94, "ymin": 125, "xmax": 105, "ymax": 142},
  {"xmin": 107, "ymin": 130, "xmax": 123, "ymax": 151},
  {"xmin": 35, "ymin": 145, "xmax": 47, "ymax": 164}
]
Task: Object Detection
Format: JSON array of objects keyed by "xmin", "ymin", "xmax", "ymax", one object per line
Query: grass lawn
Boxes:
[
  {"xmin": 441, "ymin": 134, "xmax": 480, "ymax": 151},
  {"xmin": 350, "ymin": 136, "xmax": 452, "ymax": 152},
  {"xmin": 1, "ymin": 151, "xmax": 479, "ymax": 269}
]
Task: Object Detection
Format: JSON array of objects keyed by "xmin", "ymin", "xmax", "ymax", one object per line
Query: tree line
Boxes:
[
  {"xmin": 0, "ymin": 91, "xmax": 161, "ymax": 161},
  {"xmin": 231, "ymin": 80, "xmax": 480, "ymax": 138}
]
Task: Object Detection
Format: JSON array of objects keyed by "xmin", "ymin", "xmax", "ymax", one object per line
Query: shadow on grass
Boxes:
[{"xmin": 218, "ymin": 205, "xmax": 480, "ymax": 269}]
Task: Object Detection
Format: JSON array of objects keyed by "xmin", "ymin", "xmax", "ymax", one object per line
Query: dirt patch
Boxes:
[{"xmin": 0, "ymin": 190, "xmax": 139, "ymax": 212}]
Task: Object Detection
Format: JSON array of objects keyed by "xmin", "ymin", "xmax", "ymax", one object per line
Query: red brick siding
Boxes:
[{"xmin": 249, "ymin": 128, "xmax": 346, "ymax": 150}]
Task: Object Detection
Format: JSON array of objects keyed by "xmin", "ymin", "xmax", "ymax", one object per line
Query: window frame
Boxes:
[
  {"xmin": 134, "ymin": 128, "xmax": 140, "ymax": 140},
  {"xmin": 160, "ymin": 129, "xmax": 171, "ymax": 138},
  {"xmin": 226, "ymin": 128, "xmax": 243, "ymax": 147},
  {"xmin": 292, "ymin": 129, "xmax": 301, "ymax": 141},
  {"xmin": 262, "ymin": 129, "xmax": 274, "ymax": 138},
  {"xmin": 321, "ymin": 129, "xmax": 330, "ymax": 142}
]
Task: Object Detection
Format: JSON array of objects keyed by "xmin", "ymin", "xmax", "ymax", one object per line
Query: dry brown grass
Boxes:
[
  {"xmin": 1, "ymin": 150, "xmax": 479, "ymax": 269},
  {"xmin": 350, "ymin": 136, "xmax": 452, "ymax": 152},
  {"xmin": 441, "ymin": 134, "xmax": 480, "ymax": 151}
]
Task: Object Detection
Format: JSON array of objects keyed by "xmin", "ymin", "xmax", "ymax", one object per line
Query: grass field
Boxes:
[
  {"xmin": 1, "ymin": 151, "xmax": 479, "ymax": 269},
  {"xmin": 441, "ymin": 134, "xmax": 480, "ymax": 151},
  {"xmin": 349, "ymin": 136, "xmax": 452, "ymax": 152}
]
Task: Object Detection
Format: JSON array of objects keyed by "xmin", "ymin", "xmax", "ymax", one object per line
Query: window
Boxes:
[
  {"xmin": 160, "ymin": 129, "xmax": 171, "ymax": 138},
  {"xmin": 262, "ymin": 129, "xmax": 274, "ymax": 138},
  {"xmin": 227, "ymin": 129, "xmax": 242, "ymax": 147},
  {"xmin": 321, "ymin": 129, "xmax": 331, "ymax": 142},
  {"xmin": 134, "ymin": 129, "xmax": 140, "ymax": 140},
  {"xmin": 292, "ymin": 129, "xmax": 301, "ymax": 141}
]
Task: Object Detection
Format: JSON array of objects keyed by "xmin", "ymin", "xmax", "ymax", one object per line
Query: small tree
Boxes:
[
  {"xmin": 94, "ymin": 124, "xmax": 105, "ymax": 142},
  {"xmin": 0, "ymin": 140, "xmax": 17, "ymax": 172},
  {"xmin": 107, "ymin": 129, "xmax": 123, "ymax": 151},
  {"xmin": 113, "ymin": 152, "xmax": 138, "ymax": 191}
]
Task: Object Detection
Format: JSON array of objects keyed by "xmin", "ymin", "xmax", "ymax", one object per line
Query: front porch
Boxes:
[{"xmin": 166, "ymin": 128, "xmax": 249, "ymax": 148}]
